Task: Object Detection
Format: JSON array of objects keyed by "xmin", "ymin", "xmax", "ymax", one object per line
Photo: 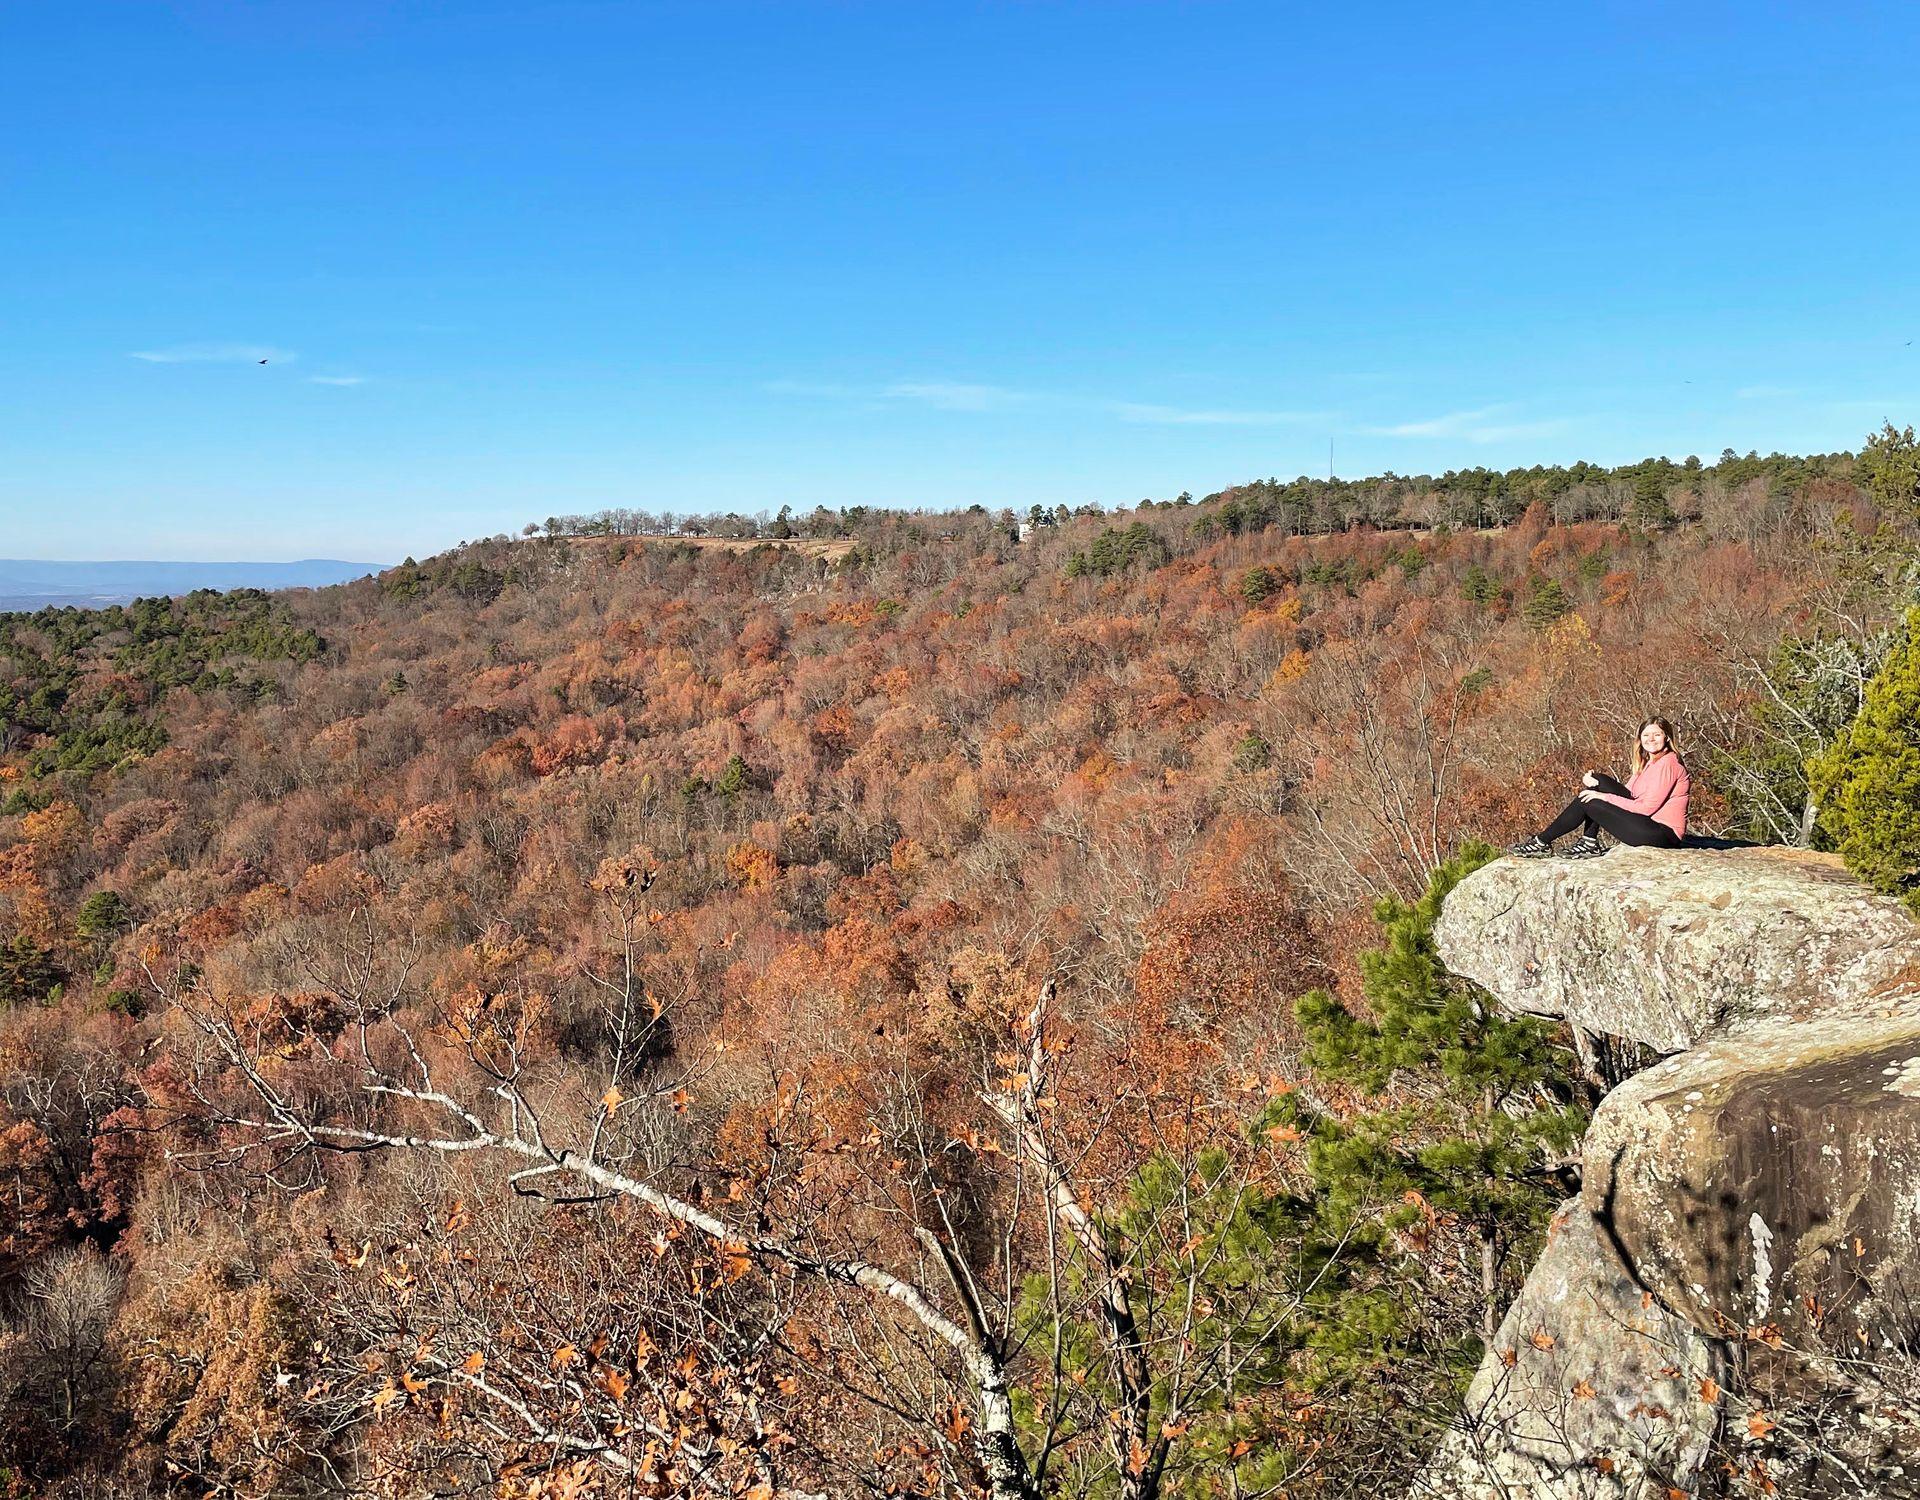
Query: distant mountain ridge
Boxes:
[{"xmin": 0, "ymin": 558, "xmax": 388, "ymax": 610}]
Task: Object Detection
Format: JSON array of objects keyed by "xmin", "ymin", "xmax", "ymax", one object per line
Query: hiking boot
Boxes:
[
  {"xmin": 1560, "ymin": 834, "xmax": 1605, "ymax": 859},
  {"xmin": 1507, "ymin": 836, "xmax": 1553, "ymax": 858}
]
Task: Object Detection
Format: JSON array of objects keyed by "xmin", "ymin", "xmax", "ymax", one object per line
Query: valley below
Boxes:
[{"xmin": 1, "ymin": 448, "xmax": 1917, "ymax": 1498}]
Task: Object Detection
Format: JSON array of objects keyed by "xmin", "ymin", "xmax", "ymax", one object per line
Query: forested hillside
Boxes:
[{"xmin": 1, "ymin": 434, "xmax": 1916, "ymax": 1499}]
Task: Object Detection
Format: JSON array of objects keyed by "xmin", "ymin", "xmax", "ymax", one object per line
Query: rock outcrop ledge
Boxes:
[{"xmin": 1420, "ymin": 847, "xmax": 1920, "ymax": 1499}]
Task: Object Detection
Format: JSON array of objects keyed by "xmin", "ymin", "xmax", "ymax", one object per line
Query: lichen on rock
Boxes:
[
  {"xmin": 1584, "ymin": 1007, "xmax": 1920, "ymax": 1361},
  {"xmin": 1434, "ymin": 846, "xmax": 1920, "ymax": 1053},
  {"xmin": 1418, "ymin": 1200, "xmax": 1721, "ymax": 1499}
]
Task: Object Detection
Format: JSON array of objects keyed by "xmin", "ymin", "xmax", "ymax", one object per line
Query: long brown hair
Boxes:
[{"xmin": 1631, "ymin": 717, "xmax": 1680, "ymax": 775}]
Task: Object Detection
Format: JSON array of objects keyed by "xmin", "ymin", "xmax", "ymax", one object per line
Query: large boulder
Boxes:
[
  {"xmin": 1422, "ymin": 847, "xmax": 1920, "ymax": 1498},
  {"xmin": 1434, "ymin": 846, "xmax": 1920, "ymax": 1053},
  {"xmin": 1583, "ymin": 1001, "xmax": 1920, "ymax": 1360},
  {"xmin": 1418, "ymin": 1200, "xmax": 1722, "ymax": 1499}
]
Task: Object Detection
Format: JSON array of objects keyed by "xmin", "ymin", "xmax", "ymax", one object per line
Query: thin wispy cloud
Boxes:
[
  {"xmin": 766, "ymin": 376, "xmax": 1040, "ymax": 414},
  {"xmin": 763, "ymin": 378, "xmax": 861, "ymax": 399},
  {"xmin": 1824, "ymin": 396, "xmax": 1920, "ymax": 417},
  {"xmin": 129, "ymin": 342, "xmax": 295, "ymax": 365},
  {"xmin": 766, "ymin": 377, "xmax": 1029, "ymax": 409},
  {"xmin": 1363, "ymin": 404, "xmax": 1569, "ymax": 444},
  {"xmin": 309, "ymin": 375, "xmax": 368, "ymax": 387},
  {"xmin": 883, "ymin": 380, "xmax": 1028, "ymax": 412},
  {"xmin": 1111, "ymin": 401, "xmax": 1326, "ymax": 427},
  {"xmin": 1364, "ymin": 405, "xmax": 1506, "ymax": 438},
  {"xmin": 768, "ymin": 377, "xmax": 1325, "ymax": 426}
]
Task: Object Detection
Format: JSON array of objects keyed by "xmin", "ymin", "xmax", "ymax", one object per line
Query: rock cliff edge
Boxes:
[{"xmin": 1420, "ymin": 847, "xmax": 1920, "ymax": 1499}]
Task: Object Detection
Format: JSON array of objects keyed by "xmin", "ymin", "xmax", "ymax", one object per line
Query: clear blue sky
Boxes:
[{"xmin": 3, "ymin": 1, "xmax": 1918, "ymax": 561}]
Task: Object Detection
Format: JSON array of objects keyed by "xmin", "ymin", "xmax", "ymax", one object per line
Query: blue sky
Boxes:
[{"xmin": 3, "ymin": 1, "xmax": 1918, "ymax": 561}]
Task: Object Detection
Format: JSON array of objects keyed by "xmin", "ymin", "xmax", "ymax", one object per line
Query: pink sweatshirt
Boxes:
[{"xmin": 1596, "ymin": 753, "xmax": 1689, "ymax": 839}]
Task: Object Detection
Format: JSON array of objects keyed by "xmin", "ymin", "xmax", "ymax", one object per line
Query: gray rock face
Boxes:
[
  {"xmin": 1418, "ymin": 1201, "xmax": 1722, "ymax": 1500},
  {"xmin": 1435, "ymin": 846, "xmax": 1920, "ymax": 1053},
  {"xmin": 1584, "ymin": 1006, "xmax": 1920, "ymax": 1360},
  {"xmin": 1422, "ymin": 847, "xmax": 1920, "ymax": 1498}
]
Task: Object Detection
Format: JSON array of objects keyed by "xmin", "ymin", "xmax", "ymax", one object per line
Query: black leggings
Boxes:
[{"xmin": 1538, "ymin": 772, "xmax": 1681, "ymax": 848}]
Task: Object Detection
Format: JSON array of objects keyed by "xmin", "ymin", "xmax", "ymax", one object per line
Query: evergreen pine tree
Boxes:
[
  {"xmin": 1459, "ymin": 566, "xmax": 1502, "ymax": 606},
  {"xmin": 76, "ymin": 890, "xmax": 130, "ymax": 943},
  {"xmin": 1295, "ymin": 844, "xmax": 1586, "ymax": 1343},
  {"xmin": 0, "ymin": 936, "xmax": 65, "ymax": 1007},
  {"xmin": 716, "ymin": 754, "xmax": 752, "ymax": 799},
  {"xmin": 1241, "ymin": 567, "xmax": 1279, "ymax": 605},
  {"xmin": 1520, "ymin": 576, "xmax": 1570, "ymax": 629},
  {"xmin": 1809, "ymin": 606, "xmax": 1920, "ymax": 910},
  {"xmin": 1861, "ymin": 421, "xmax": 1920, "ymax": 520}
]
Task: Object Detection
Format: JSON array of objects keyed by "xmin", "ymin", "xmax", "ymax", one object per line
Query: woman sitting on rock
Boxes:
[{"xmin": 1508, "ymin": 717, "xmax": 1690, "ymax": 860}]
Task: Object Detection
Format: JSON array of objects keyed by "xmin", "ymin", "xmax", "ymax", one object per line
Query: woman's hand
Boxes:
[{"xmin": 1577, "ymin": 789, "xmax": 1601, "ymax": 802}]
